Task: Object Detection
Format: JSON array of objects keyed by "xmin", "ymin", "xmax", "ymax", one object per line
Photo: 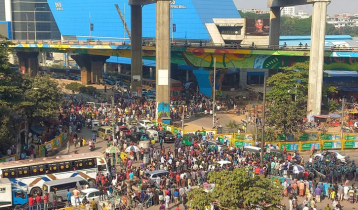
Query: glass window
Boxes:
[
  {"xmin": 9, "ymin": 168, "xmax": 16, "ymax": 178},
  {"xmin": 2, "ymin": 169, "xmax": 9, "ymax": 178},
  {"xmin": 49, "ymin": 163, "xmax": 58, "ymax": 173},
  {"xmin": 79, "ymin": 180, "xmax": 88, "ymax": 186},
  {"xmin": 31, "ymin": 165, "xmax": 39, "ymax": 175},
  {"xmin": 50, "ymin": 182, "xmax": 77, "ymax": 192},
  {"xmin": 88, "ymin": 192, "xmax": 94, "ymax": 198},
  {"xmin": 38, "ymin": 165, "xmax": 46, "ymax": 175}
]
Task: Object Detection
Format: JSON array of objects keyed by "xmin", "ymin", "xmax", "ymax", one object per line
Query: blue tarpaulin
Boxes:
[
  {"xmin": 30, "ymin": 126, "xmax": 45, "ymax": 135},
  {"xmin": 324, "ymin": 70, "xmax": 358, "ymax": 77}
]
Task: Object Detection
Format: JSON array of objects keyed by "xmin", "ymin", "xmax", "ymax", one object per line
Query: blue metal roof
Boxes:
[{"xmin": 47, "ymin": 0, "xmax": 241, "ymax": 41}]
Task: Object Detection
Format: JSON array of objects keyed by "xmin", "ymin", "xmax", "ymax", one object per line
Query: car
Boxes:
[
  {"xmin": 313, "ymin": 150, "xmax": 348, "ymax": 163},
  {"xmin": 71, "ymin": 188, "xmax": 100, "ymax": 206},
  {"xmin": 145, "ymin": 95, "xmax": 156, "ymax": 102},
  {"xmin": 199, "ymin": 141, "xmax": 228, "ymax": 152},
  {"xmin": 208, "ymin": 160, "xmax": 232, "ymax": 170},
  {"xmin": 117, "ymin": 126, "xmax": 131, "ymax": 135},
  {"xmin": 158, "ymin": 131, "xmax": 176, "ymax": 143},
  {"xmin": 126, "ymin": 132, "xmax": 150, "ymax": 143},
  {"xmin": 130, "ymin": 125, "xmax": 146, "ymax": 133},
  {"xmin": 126, "ymin": 118, "xmax": 138, "ymax": 126},
  {"xmin": 139, "ymin": 120, "xmax": 154, "ymax": 129},
  {"xmin": 145, "ymin": 170, "xmax": 170, "ymax": 185},
  {"xmin": 103, "ymin": 79, "xmax": 115, "ymax": 85}
]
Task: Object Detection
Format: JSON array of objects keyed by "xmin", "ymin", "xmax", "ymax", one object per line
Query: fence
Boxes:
[
  {"xmin": 0, "ymin": 154, "xmax": 17, "ymax": 162},
  {"xmin": 38, "ymin": 132, "xmax": 68, "ymax": 156}
]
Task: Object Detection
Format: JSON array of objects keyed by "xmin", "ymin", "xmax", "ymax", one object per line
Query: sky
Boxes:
[{"xmin": 233, "ymin": 0, "xmax": 358, "ymax": 16}]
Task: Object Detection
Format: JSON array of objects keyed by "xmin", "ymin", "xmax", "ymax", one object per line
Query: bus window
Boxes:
[
  {"xmin": 31, "ymin": 165, "xmax": 39, "ymax": 175},
  {"xmin": 22, "ymin": 167, "xmax": 29, "ymax": 176},
  {"xmin": 9, "ymin": 168, "xmax": 16, "ymax": 178},
  {"xmin": 17, "ymin": 168, "xmax": 23, "ymax": 178},
  {"xmin": 86, "ymin": 158, "xmax": 95, "ymax": 169},
  {"xmin": 77, "ymin": 160, "xmax": 84, "ymax": 169},
  {"xmin": 48, "ymin": 163, "xmax": 58, "ymax": 173},
  {"xmin": 2, "ymin": 169, "xmax": 9, "ymax": 178},
  {"xmin": 38, "ymin": 165, "xmax": 46, "ymax": 175},
  {"xmin": 64, "ymin": 161, "xmax": 71, "ymax": 171}
]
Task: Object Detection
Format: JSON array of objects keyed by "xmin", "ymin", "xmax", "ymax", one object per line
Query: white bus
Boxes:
[{"xmin": 0, "ymin": 152, "xmax": 108, "ymax": 196}]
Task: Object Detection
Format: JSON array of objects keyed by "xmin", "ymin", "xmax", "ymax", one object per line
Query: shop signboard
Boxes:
[
  {"xmin": 280, "ymin": 143, "xmax": 298, "ymax": 151},
  {"xmin": 323, "ymin": 141, "xmax": 341, "ymax": 149},
  {"xmin": 234, "ymin": 141, "xmax": 252, "ymax": 148}
]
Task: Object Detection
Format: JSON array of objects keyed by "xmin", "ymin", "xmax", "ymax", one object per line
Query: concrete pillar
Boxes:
[
  {"xmin": 239, "ymin": 69, "xmax": 248, "ymax": 88},
  {"xmin": 117, "ymin": 64, "xmax": 121, "ymax": 74},
  {"xmin": 16, "ymin": 52, "xmax": 39, "ymax": 76},
  {"xmin": 156, "ymin": 0, "xmax": 171, "ymax": 120},
  {"xmin": 269, "ymin": 7, "xmax": 281, "ymax": 46},
  {"xmin": 149, "ymin": 67, "xmax": 153, "ymax": 80},
  {"xmin": 307, "ymin": 0, "xmax": 329, "ymax": 118},
  {"xmin": 130, "ymin": 5, "xmax": 143, "ymax": 97},
  {"xmin": 71, "ymin": 54, "xmax": 109, "ymax": 85},
  {"xmin": 64, "ymin": 53, "xmax": 69, "ymax": 68}
]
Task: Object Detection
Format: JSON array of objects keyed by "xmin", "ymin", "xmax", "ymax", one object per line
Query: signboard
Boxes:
[
  {"xmin": 173, "ymin": 128, "xmax": 178, "ymax": 134},
  {"xmin": 323, "ymin": 141, "xmax": 341, "ymax": 149},
  {"xmin": 344, "ymin": 141, "xmax": 358, "ymax": 148},
  {"xmin": 245, "ymin": 19, "xmax": 270, "ymax": 36},
  {"xmin": 0, "ymin": 187, "xmax": 6, "ymax": 193},
  {"xmin": 234, "ymin": 141, "xmax": 252, "ymax": 148},
  {"xmin": 301, "ymin": 143, "xmax": 320, "ymax": 151},
  {"xmin": 321, "ymin": 134, "xmax": 341, "ymax": 140},
  {"xmin": 345, "ymin": 135, "xmax": 358, "ymax": 140},
  {"xmin": 280, "ymin": 143, "xmax": 299, "ymax": 151}
]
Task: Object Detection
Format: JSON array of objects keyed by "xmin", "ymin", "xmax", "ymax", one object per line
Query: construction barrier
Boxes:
[
  {"xmin": 0, "ymin": 154, "xmax": 17, "ymax": 162},
  {"xmin": 38, "ymin": 132, "xmax": 68, "ymax": 156}
]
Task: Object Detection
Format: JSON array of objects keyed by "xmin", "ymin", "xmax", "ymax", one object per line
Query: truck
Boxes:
[{"xmin": 0, "ymin": 178, "xmax": 28, "ymax": 209}]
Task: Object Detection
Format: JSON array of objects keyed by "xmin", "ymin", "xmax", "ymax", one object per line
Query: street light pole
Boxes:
[
  {"xmin": 112, "ymin": 94, "xmax": 115, "ymax": 146},
  {"xmin": 341, "ymin": 99, "xmax": 345, "ymax": 139},
  {"xmin": 34, "ymin": 7, "xmax": 45, "ymax": 41},
  {"xmin": 212, "ymin": 57, "xmax": 216, "ymax": 128},
  {"xmin": 260, "ymin": 77, "xmax": 267, "ymax": 167}
]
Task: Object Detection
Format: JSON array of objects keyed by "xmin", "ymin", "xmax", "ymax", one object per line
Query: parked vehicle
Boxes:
[
  {"xmin": 71, "ymin": 188, "xmax": 100, "ymax": 206},
  {"xmin": 0, "ymin": 178, "xmax": 28, "ymax": 209},
  {"xmin": 43, "ymin": 177, "xmax": 89, "ymax": 202},
  {"xmin": 158, "ymin": 131, "xmax": 176, "ymax": 143},
  {"xmin": 126, "ymin": 132, "xmax": 150, "ymax": 143}
]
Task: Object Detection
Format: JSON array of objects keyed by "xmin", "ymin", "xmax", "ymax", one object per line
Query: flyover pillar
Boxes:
[
  {"xmin": 269, "ymin": 7, "xmax": 280, "ymax": 46},
  {"xmin": 71, "ymin": 54, "xmax": 109, "ymax": 85},
  {"xmin": 16, "ymin": 52, "xmax": 39, "ymax": 77},
  {"xmin": 130, "ymin": 5, "xmax": 143, "ymax": 96},
  {"xmin": 307, "ymin": 0, "xmax": 329, "ymax": 119},
  {"xmin": 156, "ymin": 0, "xmax": 171, "ymax": 121}
]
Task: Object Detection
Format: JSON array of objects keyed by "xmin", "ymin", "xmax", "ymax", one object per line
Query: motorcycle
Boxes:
[{"xmin": 89, "ymin": 143, "xmax": 95, "ymax": 151}]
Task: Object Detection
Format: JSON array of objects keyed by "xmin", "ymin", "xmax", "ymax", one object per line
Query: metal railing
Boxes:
[{"xmin": 8, "ymin": 39, "xmax": 358, "ymax": 52}]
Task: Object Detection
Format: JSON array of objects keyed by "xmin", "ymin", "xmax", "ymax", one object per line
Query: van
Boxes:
[
  {"xmin": 146, "ymin": 129, "xmax": 159, "ymax": 142},
  {"xmin": 243, "ymin": 146, "xmax": 262, "ymax": 157},
  {"xmin": 97, "ymin": 126, "xmax": 112, "ymax": 140},
  {"xmin": 145, "ymin": 170, "xmax": 169, "ymax": 184},
  {"xmin": 43, "ymin": 177, "xmax": 89, "ymax": 202},
  {"xmin": 92, "ymin": 120, "xmax": 100, "ymax": 132}
]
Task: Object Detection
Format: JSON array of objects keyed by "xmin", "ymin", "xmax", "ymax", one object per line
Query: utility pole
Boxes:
[
  {"xmin": 212, "ymin": 57, "xmax": 216, "ymax": 128},
  {"xmin": 341, "ymin": 98, "xmax": 345, "ymax": 139},
  {"xmin": 181, "ymin": 105, "xmax": 185, "ymax": 131},
  {"xmin": 112, "ymin": 94, "xmax": 115, "ymax": 146},
  {"xmin": 260, "ymin": 77, "xmax": 267, "ymax": 167}
]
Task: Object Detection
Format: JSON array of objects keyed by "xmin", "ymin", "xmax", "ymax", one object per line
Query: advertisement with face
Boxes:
[{"xmin": 246, "ymin": 19, "xmax": 270, "ymax": 36}]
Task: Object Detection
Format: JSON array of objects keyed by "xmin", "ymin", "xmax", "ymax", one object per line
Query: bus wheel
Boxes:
[
  {"xmin": 88, "ymin": 178, "xmax": 96, "ymax": 187},
  {"xmin": 30, "ymin": 187, "xmax": 42, "ymax": 196}
]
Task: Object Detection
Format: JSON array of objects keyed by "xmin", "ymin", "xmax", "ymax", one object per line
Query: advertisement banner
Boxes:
[
  {"xmin": 344, "ymin": 141, "xmax": 358, "ymax": 148},
  {"xmin": 245, "ymin": 19, "xmax": 270, "ymax": 36},
  {"xmin": 323, "ymin": 141, "xmax": 341, "ymax": 149},
  {"xmin": 173, "ymin": 128, "xmax": 178, "ymax": 135},
  {"xmin": 321, "ymin": 134, "xmax": 341, "ymax": 141},
  {"xmin": 0, "ymin": 155, "xmax": 16, "ymax": 163},
  {"xmin": 280, "ymin": 144, "xmax": 299, "ymax": 151},
  {"xmin": 53, "ymin": 137, "xmax": 60, "ymax": 147},
  {"xmin": 301, "ymin": 143, "xmax": 320, "ymax": 151},
  {"xmin": 345, "ymin": 135, "xmax": 358, "ymax": 140},
  {"xmin": 234, "ymin": 141, "xmax": 252, "ymax": 148}
]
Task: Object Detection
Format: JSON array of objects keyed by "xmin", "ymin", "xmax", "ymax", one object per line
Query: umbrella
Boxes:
[
  {"xmin": 125, "ymin": 145, "xmax": 140, "ymax": 153},
  {"xmin": 106, "ymin": 146, "xmax": 120, "ymax": 154},
  {"xmin": 329, "ymin": 113, "xmax": 341, "ymax": 118}
]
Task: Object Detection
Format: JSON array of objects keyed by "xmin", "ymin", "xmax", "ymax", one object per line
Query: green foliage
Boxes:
[
  {"xmin": 21, "ymin": 75, "xmax": 63, "ymax": 126},
  {"xmin": 266, "ymin": 62, "xmax": 309, "ymax": 137},
  {"xmin": 226, "ymin": 120, "xmax": 240, "ymax": 129},
  {"xmin": 265, "ymin": 127, "xmax": 277, "ymax": 142},
  {"xmin": 65, "ymin": 82, "xmax": 83, "ymax": 92},
  {"xmin": 328, "ymin": 99, "xmax": 340, "ymax": 113},
  {"xmin": 239, "ymin": 11, "xmax": 270, "ymax": 19},
  {"xmin": 187, "ymin": 168, "xmax": 283, "ymax": 210}
]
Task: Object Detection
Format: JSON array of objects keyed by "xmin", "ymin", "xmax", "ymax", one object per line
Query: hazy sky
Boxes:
[{"xmin": 233, "ymin": 0, "xmax": 358, "ymax": 16}]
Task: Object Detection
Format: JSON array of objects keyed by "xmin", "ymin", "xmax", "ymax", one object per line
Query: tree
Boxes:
[
  {"xmin": 21, "ymin": 75, "xmax": 63, "ymax": 126},
  {"xmin": 0, "ymin": 38, "xmax": 24, "ymax": 152},
  {"xmin": 225, "ymin": 120, "xmax": 240, "ymax": 133},
  {"xmin": 266, "ymin": 62, "xmax": 309, "ymax": 137},
  {"xmin": 187, "ymin": 168, "xmax": 283, "ymax": 210}
]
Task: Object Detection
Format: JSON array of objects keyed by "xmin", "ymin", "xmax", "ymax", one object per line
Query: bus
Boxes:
[{"xmin": 0, "ymin": 152, "xmax": 108, "ymax": 196}]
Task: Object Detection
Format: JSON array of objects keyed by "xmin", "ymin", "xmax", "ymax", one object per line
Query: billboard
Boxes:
[{"xmin": 245, "ymin": 19, "xmax": 270, "ymax": 36}]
